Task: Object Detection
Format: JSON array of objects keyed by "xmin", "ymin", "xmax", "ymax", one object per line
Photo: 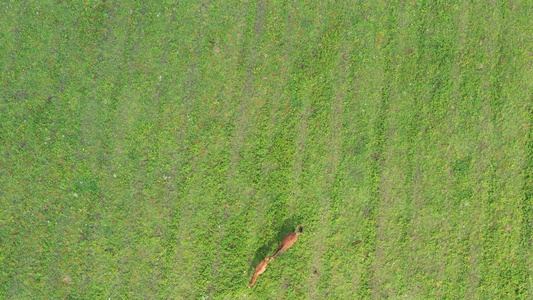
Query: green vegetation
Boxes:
[{"xmin": 1, "ymin": 1, "xmax": 532, "ymax": 299}]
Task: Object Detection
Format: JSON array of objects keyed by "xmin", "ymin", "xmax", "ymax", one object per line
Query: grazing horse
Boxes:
[
  {"xmin": 249, "ymin": 256, "xmax": 271, "ymax": 288},
  {"xmin": 271, "ymin": 226, "xmax": 303, "ymax": 259}
]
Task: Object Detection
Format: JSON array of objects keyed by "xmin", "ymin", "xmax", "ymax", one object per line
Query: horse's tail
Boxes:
[{"xmin": 271, "ymin": 247, "xmax": 283, "ymax": 259}]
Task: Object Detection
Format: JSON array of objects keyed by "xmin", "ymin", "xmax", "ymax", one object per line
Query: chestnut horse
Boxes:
[
  {"xmin": 271, "ymin": 226, "xmax": 303, "ymax": 259},
  {"xmin": 249, "ymin": 256, "xmax": 271, "ymax": 287}
]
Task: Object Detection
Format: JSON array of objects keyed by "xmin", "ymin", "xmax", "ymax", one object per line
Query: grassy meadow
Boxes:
[{"xmin": 1, "ymin": 0, "xmax": 533, "ymax": 299}]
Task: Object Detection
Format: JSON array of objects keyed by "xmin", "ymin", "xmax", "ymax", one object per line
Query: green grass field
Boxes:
[{"xmin": 1, "ymin": 0, "xmax": 533, "ymax": 299}]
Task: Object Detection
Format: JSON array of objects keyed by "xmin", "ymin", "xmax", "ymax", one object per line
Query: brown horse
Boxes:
[
  {"xmin": 271, "ymin": 226, "xmax": 303, "ymax": 259},
  {"xmin": 248, "ymin": 256, "xmax": 271, "ymax": 288}
]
